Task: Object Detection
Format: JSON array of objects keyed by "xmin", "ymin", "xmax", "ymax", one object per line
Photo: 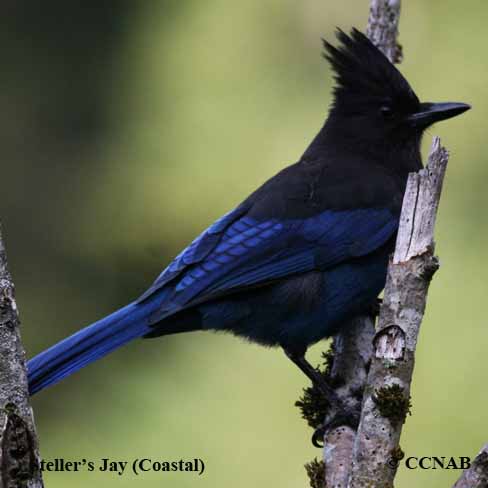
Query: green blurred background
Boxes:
[{"xmin": 2, "ymin": 1, "xmax": 486, "ymax": 487}]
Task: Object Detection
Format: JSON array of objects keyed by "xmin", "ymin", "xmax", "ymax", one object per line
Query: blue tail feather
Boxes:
[{"xmin": 28, "ymin": 300, "xmax": 158, "ymax": 395}]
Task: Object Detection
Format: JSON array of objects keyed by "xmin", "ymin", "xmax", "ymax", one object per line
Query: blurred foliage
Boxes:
[{"xmin": 0, "ymin": 1, "xmax": 486, "ymax": 487}]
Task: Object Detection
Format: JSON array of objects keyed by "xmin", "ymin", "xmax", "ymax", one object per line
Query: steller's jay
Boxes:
[{"xmin": 28, "ymin": 30, "xmax": 469, "ymax": 412}]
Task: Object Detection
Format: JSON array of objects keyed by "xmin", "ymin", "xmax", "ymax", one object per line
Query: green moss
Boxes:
[
  {"xmin": 373, "ymin": 384, "xmax": 411, "ymax": 424},
  {"xmin": 321, "ymin": 349, "xmax": 335, "ymax": 376},
  {"xmin": 390, "ymin": 445, "xmax": 405, "ymax": 462},
  {"xmin": 295, "ymin": 348, "xmax": 337, "ymax": 428},
  {"xmin": 304, "ymin": 458, "xmax": 326, "ymax": 488},
  {"xmin": 295, "ymin": 385, "xmax": 329, "ymax": 429}
]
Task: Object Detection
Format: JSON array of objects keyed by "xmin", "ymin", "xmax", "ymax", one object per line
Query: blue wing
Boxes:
[
  {"xmin": 138, "ymin": 203, "xmax": 251, "ymax": 298},
  {"xmin": 138, "ymin": 205, "xmax": 398, "ymax": 324}
]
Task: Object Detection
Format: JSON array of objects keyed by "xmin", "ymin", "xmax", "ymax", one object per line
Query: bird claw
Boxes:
[{"xmin": 311, "ymin": 406, "xmax": 361, "ymax": 448}]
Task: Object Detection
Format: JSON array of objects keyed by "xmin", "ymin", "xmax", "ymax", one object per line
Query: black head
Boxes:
[{"xmin": 321, "ymin": 29, "xmax": 469, "ymax": 148}]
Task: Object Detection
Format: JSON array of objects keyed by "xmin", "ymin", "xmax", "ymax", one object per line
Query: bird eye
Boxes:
[{"xmin": 380, "ymin": 106, "xmax": 394, "ymax": 118}]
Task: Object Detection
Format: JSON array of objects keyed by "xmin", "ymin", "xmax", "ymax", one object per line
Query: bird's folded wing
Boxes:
[{"xmin": 138, "ymin": 204, "xmax": 397, "ymax": 324}]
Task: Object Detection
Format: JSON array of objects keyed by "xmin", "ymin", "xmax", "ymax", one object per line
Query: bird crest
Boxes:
[{"xmin": 323, "ymin": 29, "xmax": 419, "ymax": 114}]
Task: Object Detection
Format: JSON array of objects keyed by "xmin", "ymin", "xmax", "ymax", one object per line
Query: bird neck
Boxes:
[{"xmin": 302, "ymin": 121, "xmax": 423, "ymax": 177}]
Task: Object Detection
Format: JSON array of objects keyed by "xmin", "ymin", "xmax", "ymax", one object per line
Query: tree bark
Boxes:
[
  {"xmin": 347, "ymin": 137, "xmax": 448, "ymax": 488},
  {"xmin": 0, "ymin": 224, "xmax": 43, "ymax": 488},
  {"xmin": 324, "ymin": 317, "xmax": 374, "ymax": 488},
  {"xmin": 366, "ymin": 0, "xmax": 402, "ymax": 63},
  {"xmin": 452, "ymin": 444, "xmax": 488, "ymax": 488}
]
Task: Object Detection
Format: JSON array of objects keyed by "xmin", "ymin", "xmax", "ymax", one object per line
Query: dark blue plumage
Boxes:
[{"xmin": 27, "ymin": 28, "xmax": 469, "ymax": 396}]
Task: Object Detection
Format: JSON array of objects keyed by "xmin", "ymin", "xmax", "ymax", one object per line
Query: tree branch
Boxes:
[
  {"xmin": 453, "ymin": 444, "xmax": 488, "ymax": 488},
  {"xmin": 324, "ymin": 317, "xmax": 374, "ymax": 488},
  {"xmin": 0, "ymin": 224, "xmax": 43, "ymax": 488},
  {"xmin": 366, "ymin": 0, "xmax": 402, "ymax": 63},
  {"xmin": 347, "ymin": 137, "xmax": 447, "ymax": 488}
]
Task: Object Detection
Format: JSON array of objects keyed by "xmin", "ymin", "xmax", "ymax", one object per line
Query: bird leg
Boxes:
[
  {"xmin": 285, "ymin": 347, "xmax": 361, "ymax": 447},
  {"xmin": 284, "ymin": 348, "xmax": 343, "ymax": 412}
]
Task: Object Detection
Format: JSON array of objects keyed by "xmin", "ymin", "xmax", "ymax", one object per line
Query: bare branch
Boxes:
[
  {"xmin": 367, "ymin": 0, "xmax": 402, "ymax": 63},
  {"xmin": 453, "ymin": 444, "xmax": 488, "ymax": 488},
  {"xmin": 324, "ymin": 317, "xmax": 374, "ymax": 488},
  {"xmin": 347, "ymin": 138, "xmax": 448, "ymax": 488},
  {"xmin": 0, "ymin": 224, "xmax": 43, "ymax": 488}
]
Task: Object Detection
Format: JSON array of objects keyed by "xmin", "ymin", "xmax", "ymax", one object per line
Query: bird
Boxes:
[{"xmin": 28, "ymin": 29, "xmax": 469, "ymax": 412}]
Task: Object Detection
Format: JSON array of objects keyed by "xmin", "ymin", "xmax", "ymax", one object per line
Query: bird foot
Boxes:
[{"xmin": 311, "ymin": 406, "xmax": 361, "ymax": 448}]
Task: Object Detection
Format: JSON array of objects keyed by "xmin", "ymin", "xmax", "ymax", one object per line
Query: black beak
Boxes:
[{"xmin": 407, "ymin": 102, "xmax": 471, "ymax": 128}]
